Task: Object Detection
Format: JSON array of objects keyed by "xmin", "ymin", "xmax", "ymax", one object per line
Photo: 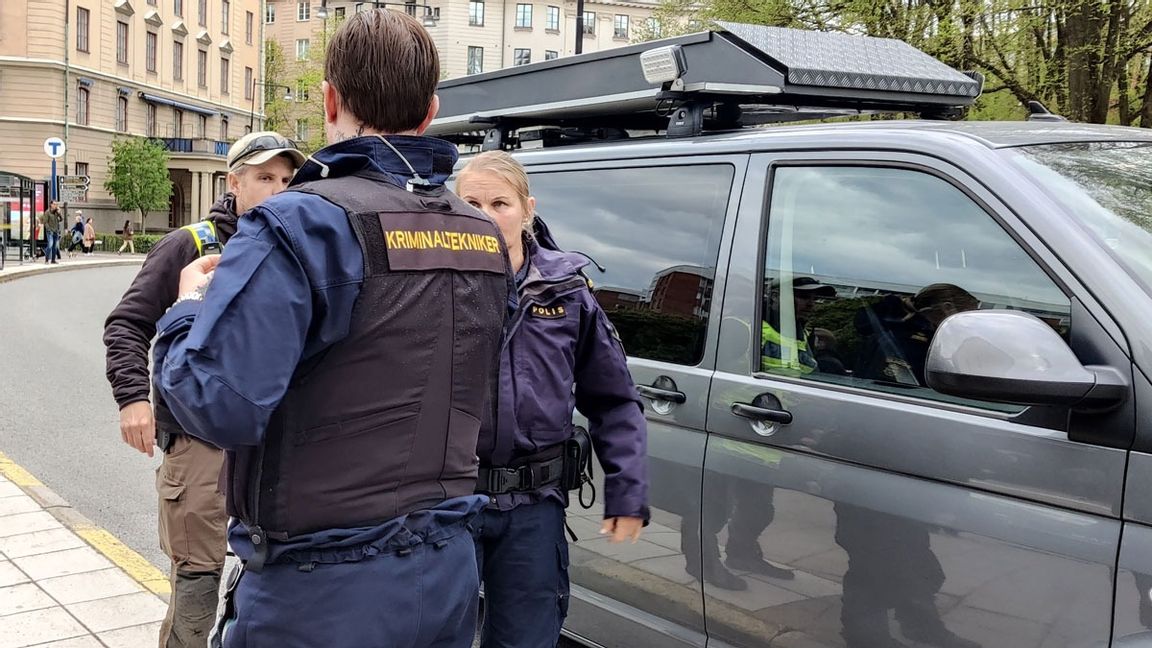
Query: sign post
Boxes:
[{"xmin": 43, "ymin": 137, "xmax": 66, "ymax": 203}]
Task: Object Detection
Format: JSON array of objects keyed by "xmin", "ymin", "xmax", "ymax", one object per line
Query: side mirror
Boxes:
[{"xmin": 925, "ymin": 310, "xmax": 1126, "ymax": 410}]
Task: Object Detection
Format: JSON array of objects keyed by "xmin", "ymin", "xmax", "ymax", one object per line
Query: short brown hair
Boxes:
[{"xmin": 324, "ymin": 10, "xmax": 439, "ymax": 134}]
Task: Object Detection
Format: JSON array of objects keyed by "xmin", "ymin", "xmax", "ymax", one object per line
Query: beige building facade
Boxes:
[
  {"xmin": 262, "ymin": 0, "xmax": 661, "ymax": 143},
  {"xmin": 0, "ymin": 0, "xmax": 262, "ymax": 234}
]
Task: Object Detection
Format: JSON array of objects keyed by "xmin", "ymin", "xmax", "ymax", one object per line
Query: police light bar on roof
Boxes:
[{"xmin": 429, "ymin": 21, "xmax": 984, "ymax": 147}]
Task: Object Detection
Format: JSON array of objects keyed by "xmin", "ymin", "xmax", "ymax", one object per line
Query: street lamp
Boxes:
[
  {"xmin": 249, "ymin": 81, "xmax": 294, "ymax": 132},
  {"xmin": 354, "ymin": 1, "xmax": 439, "ymax": 27}
]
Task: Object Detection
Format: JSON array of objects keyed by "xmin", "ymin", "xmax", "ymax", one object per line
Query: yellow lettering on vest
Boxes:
[{"xmin": 385, "ymin": 230, "xmax": 397, "ymax": 248}]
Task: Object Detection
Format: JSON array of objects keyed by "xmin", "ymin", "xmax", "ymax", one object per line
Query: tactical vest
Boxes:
[
  {"xmin": 226, "ymin": 171, "xmax": 512, "ymax": 556},
  {"xmin": 761, "ymin": 321, "xmax": 817, "ymax": 374},
  {"xmin": 181, "ymin": 220, "xmax": 223, "ymax": 256}
]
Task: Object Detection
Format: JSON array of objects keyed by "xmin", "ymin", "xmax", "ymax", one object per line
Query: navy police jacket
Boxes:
[{"xmin": 482, "ymin": 236, "xmax": 650, "ymax": 522}]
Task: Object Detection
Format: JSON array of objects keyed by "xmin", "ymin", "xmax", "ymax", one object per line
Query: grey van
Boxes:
[{"xmin": 437, "ymin": 23, "xmax": 1152, "ymax": 648}]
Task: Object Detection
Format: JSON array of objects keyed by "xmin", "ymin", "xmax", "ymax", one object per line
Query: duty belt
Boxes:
[{"xmin": 478, "ymin": 456, "xmax": 565, "ymax": 494}]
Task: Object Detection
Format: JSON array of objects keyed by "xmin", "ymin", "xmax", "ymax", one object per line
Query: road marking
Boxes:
[
  {"xmin": 0, "ymin": 450, "xmax": 171, "ymax": 596},
  {"xmin": 73, "ymin": 524, "xmax": 171, "ymax": 595},
  {"xmin": 0, "ymin": 450, "xmax": 43, "ymax": 486}
]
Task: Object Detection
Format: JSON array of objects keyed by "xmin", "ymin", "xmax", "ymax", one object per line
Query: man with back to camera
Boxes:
[
  {"xmin": 103, "ymin": 132, "xmax": 303, "ymax": 648},
  {"xmin": 151, "ymin": 10, "xmax": 512, "ymax": 647}
]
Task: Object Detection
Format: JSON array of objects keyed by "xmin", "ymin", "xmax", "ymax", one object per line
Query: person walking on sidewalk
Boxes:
[
  {"xmin": 103, "ymin": 132, "xmax": 303, "ymax": 648},
  {"xmin": 67, "ymin": 215, "xmax": 85, "ymax": 258},
  {"xmin": 38, "ymin": 201, "xmax": 63, "ymax": 264},
  {"xmin": 82, "ymin": 217, "xmax": 96, "ymax": 256},
  {"xmin": 118, "ymin": 219, "xmax": 135, "ymax": 255},
  {"xmin": 152, "ymin": 11, "xmax": 512, "ymax": 647}
]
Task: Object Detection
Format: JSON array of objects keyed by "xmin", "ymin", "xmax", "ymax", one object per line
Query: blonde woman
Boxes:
[{"xmin": 457, "ymin": 151, "xmax": 649, "ymax": 648}]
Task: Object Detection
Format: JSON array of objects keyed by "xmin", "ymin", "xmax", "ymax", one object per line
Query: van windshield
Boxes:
[{"xmin": 1007, "ymin": 141, "xmax": 1152, "ymax": 293}]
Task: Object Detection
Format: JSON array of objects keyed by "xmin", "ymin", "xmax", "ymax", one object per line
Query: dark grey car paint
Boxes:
[{"xmin": 491, "ymin": 121, "xmax": 1152, "ymax": 648}]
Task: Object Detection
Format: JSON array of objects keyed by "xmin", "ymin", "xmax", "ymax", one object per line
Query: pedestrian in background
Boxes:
[
  {"xmin": 67, "ymin": 215, "xmax": 84, "ymax": 258},
  {"xmin": 457, "ymin": 151, "xmax": 649, "ymax": 648},
  {"xmin": 103, "ymin": 132, "xmax": 303, "ymax": 648},
  {"xmin": 118, "ymin": 219, "xmax": 135, "ymax": 255},
  {"xmin": 38, "ymin": 200, "xmax": 63, "ymax": 264},
  {"xmin": 82, "ymin": 217, "xmax": 95, "ymax": 256},
  {"xmin": 153, "ymin": 11, "xmax": 511, "ymax": 647}
]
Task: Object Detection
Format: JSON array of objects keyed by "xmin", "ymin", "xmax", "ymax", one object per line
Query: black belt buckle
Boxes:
[{"xmin": 487, "ymin": 467, "xmax": 522, "ymax": 494}]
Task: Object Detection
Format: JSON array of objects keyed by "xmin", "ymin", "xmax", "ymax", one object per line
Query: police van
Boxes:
[{"xmin": 433, "ymin": 22, "xmax": 1152, "ymax": 648}]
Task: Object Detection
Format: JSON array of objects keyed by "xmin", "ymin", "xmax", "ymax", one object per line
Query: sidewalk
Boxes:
[
  {"xmin": 0, "ymin": 462, "xmax": 168, "ymax": 648},
  {"xmin": 0, "ymin": 253, "xmax": 143, "ymax": 284}
]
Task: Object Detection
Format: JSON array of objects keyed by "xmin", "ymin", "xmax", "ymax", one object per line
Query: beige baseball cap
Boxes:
[{"xmin": 226, "ymin": 131, "xmax": 307, "ymax": 171}]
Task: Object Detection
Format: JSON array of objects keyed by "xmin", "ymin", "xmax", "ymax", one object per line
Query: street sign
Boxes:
[
  {"xmin": 57, "ymin": 175, "xmax": 90, "ymax": 188},
  {"xmin": 58, "ymin": 186, "xmax": 87, "ymax": 203},
  {"xmin": 43, "ymin": 137, "xmax": 66, "ymax": 159}
]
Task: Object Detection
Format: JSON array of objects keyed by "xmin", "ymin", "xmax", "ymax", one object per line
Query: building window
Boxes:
[
  {"xmin": 298, "ymin": 2, "xmax": 310, "ymax": 21},
  {"xmin": 220, "ymin": 57, "xmax": 230, "ymax": 95},
  {"xmin": 515, "ymin": 4, "xmax": 532, "ymax": 28},
  {"xmin": 199, "ymin": 114, "xmax": 208, "ymax": 138},
  {"xmin": 147, "ymin": 104, "xmax": 157, "ymax": 136},
  {"xmin": 334, "ymin": 6, "xmax": 345, "ymax": 19},
  {"xmin": 116, "ymin": 21, "xmax": 129, "ymax": 64},
  {"xmin": 174, "ymin": 109, "xmax": 184, "ymax": 138},
  {"xmin": 148, "ymin": 0, "xmax": 157, "ymax": 5},
  {"xmin": 468, "ymin": 0, "xmax": 484, "ymax": 26},
  {"xmin": 220, "ymin": 117, "xmax": 229, "ymax": 140},
  {"xmin": 76, "ymin": 7, "xmax": 90, "ymax": 52},
  {"xmin": 265, "ymin": 3, "xmax": 275, "ymax": 22},
  {"xmin": 545, "ymin": 50, "xmax": 558, "ymax": 60},
  {"xmin": 198, "ymin": 0, "xmax": 207, "ymax": 26},
  {"xmin": 647, "ymin": 17, "xmax": 662, "ymax": 38},
  {"xmin": 546, "ymin": 5, "xmax": 559, "ymax": 31},
  {"xmin": 513, "ymin": 48, "xmax": 531, "ymax": 66},
  {"xmin": 146, "ymin": 32, "xmax": 158, "ymax": 72},
  {"xmin": 296, "ymin": 39, "xmax": 310, "ymax": 60},
  {"xmin": 245, "ymin": 11, "xmax": 254, "ymax": 44},
  {"xmin": 582, "ymin": 11, "xmax": 595, "ymax": 35},
  {"xmin": 244, "ymin": 67, "xmax": 253, "ymax": 100},
  {"xmin": 76, "ymin": 86, "xmax": 90, "ymax": 125},
  {"xmin": 614, "ymin": 14, "xmax": 629, "ymax": 39},
  {"xmin": 467, "ymin": 46, "xmax": 483, "ymax": 74},
  {"xmin": 116, "ymin": 96, "xmax": 128, "ymax": 132},
  {"xmin": 74, "ymin": 163, "xmax": 89, "ymax": 202},
  {"xmin": 198, "ymin": 49, "xmax": 208, "ymax": 88},
  {"xmin": 175, "ymin": 0, "xmax": 184, "ymax": 18},
  {"xmin": 296, "ymin": 119, "xmax": 309, "ymax": 141},
  {"xmin": 221, "ymin": 0, "xmax": 230, "ymax": 34},
  {"xmin": 296, "ymin": 79, "xmax": 310, "ymax": 102},
  {"xmin": 173, "ymin": 40, "xmax": 184, "ymax": 80}
]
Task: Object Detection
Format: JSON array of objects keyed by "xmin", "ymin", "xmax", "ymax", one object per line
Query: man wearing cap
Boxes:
[
  {"xmin": 103, "ymin": 132, "xmax": 304, "ymax": 648},
  {"xmin": 761, "ymin": 276, "xmax": 837, "ymax": 374}
]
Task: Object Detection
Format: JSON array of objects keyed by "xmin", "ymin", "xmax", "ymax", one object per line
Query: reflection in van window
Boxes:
[
  {"xmin": 760, "ymin": 166, "xmax": 1070, "ymax": 408},
  {"xmin": 528, "ymin": 164, "xmax": 733, "ymax": 366}
]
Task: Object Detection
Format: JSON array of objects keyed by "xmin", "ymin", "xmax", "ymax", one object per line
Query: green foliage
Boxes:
[
  {"xmin": 96, "ymin": 232, "xmax": 164, "ymax": 255},
  {"xmin": 608, "ymin": 309, "xmax": 707, "ymax": 364},
  {"xmin": 103, "ymin": 138, "xmax": 172, "ymax": 236}
]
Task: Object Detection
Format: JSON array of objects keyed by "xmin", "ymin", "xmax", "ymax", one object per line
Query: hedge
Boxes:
[{"xmin": 93, "ymin": 233, "xmax": 166, "ymax": 254}]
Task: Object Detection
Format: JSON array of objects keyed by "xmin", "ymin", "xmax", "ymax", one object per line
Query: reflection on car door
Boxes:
[
  {"xmin": 523, "ymin": 156, "xmax": 746, "ymax": 648},
  {"xmin": 702, "ymin": 153, "xmax": 1129, "ymax": 648}
]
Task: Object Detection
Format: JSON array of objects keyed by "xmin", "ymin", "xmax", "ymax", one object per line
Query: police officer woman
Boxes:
[{"xmin": 457, "ymin": 151, "xmax": 650, "ymax": 648}]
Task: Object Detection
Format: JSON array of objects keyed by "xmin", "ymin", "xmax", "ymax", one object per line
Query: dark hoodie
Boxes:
[{"xmin": 103, "ymin": 193, "xmax": 240, "ymax": 434}]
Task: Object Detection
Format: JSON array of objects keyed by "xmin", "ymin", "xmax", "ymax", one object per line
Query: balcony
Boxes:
[{"xmin": 156, "ymin": 138, "xmax": 230, "ymax": 157}]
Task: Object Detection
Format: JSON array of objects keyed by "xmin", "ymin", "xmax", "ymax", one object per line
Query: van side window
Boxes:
[
  {"xmin": 528, "ymin": 164, "xmax": 733, "ymax": 366},
  {"xmin": 760, "ymin": 165, "xmax": 1071, "ymax": 409}
]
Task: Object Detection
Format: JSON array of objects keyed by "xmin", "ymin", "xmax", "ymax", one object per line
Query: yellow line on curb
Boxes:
[
  {"xmin": 0, "ymin": 451, "xmax": 171, "ymax": 596},
  {"xmin": 0, "ymin": 451, "xmax": 42, "ymax": 487},
  {"xmin": 73, "ymin": 525, "xmax": 172, "ymax": 595}
]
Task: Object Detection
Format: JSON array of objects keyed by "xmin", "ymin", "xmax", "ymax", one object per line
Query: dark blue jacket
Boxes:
[
  {"xmin": 152, "ymin": 136, "xmax": 487, "ymax": 560},
  {"xmin": 482, "ymin": 237, "xmax": 649, "ymax": 521}
]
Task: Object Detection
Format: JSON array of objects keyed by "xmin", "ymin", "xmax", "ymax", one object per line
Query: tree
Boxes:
[{"xmin": 104, "ymin": 137, "xmax": 172, "ymax": 235}]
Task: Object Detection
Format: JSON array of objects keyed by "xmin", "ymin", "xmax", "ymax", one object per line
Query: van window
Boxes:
[
  {"xmin": 529, "ymin": 164, "xmax": 733, "ymax": 365},
  {"xmin": 760, "ymin": 165, "xmax": 1070, "ymax": 409}
]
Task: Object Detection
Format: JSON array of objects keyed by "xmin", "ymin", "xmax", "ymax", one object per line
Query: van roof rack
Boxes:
[{"xmin": 429, "ymin": 21, "xmax": 984, "ymax": 149}]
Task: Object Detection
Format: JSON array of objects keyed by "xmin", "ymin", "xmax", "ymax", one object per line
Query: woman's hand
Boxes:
[{"xmin": 601, "ymin": 516, "xmax": 644, "ymax": 544}]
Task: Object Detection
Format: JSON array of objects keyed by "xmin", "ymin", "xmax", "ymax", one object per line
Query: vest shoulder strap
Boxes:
[{"xmin": 181, "ymin": 221, "xmax": 221, "ymax": 257}]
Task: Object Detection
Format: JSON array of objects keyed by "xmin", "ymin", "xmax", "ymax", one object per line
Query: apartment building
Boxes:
[
  {"xmin": 0, "ymin": 0, "xmax": 262, "ymax": 232},
  {"xmin": 263, "ymin": 0, "xmax": 663, "ymax": 143}
]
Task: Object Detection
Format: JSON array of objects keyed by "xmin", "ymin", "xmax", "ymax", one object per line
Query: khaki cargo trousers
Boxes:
[{"xmin": 154, "ymin": 433, "xmax": 228, "ymax": 648}]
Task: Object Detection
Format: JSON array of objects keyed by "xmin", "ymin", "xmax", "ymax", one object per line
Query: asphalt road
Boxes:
[{"xmin": 0, "ymin": 265, "xmax": 167, "ymax": 569}]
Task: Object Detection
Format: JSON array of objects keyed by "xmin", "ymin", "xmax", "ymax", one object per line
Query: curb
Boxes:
[
  {"xmin": 0, "ymin": 258, "xmax": 144, "ymax": 284},
  {"xmin": 0, "ymin": 450, "xmax": 171, "ymax": 602}
]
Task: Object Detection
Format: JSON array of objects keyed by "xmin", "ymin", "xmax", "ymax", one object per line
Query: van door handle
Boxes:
[
  {"xmin": 731, "ymin": 402, "xmax": 793, "ymax": 425},
  {"xmin": 636, "ymin": 385, "xmax": 687, "ymax": 404}
]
